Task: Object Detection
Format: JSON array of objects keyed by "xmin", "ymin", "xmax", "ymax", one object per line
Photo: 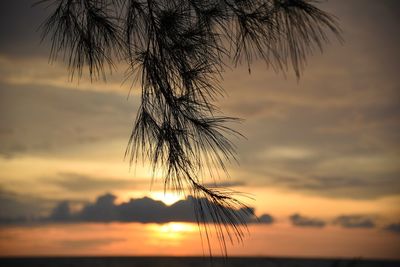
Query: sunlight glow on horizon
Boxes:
[
  {"xmin": 152, "ymin": 222, "xmax": 198, "ymax": 244},
  {"xmin": 1, "ymin": 222, "xmax": 399, "ymax": 259}
]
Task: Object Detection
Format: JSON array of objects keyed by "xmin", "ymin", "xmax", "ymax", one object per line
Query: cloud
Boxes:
[
  {"xmin": 0, "ymin": 82, "xmax": 137, "ymax": 157},
  {"xmin": 45, "ymin": 193, "xmax": 274, "ymax": 224},
  {"xmin": 272, "ymin": 174, "xmax": 400, "ymax": 200},
  {"xmin": 384, "ymin": 223, "xmax": 400, "ymax": 234},
  {"xmin": 290, "ymin": 214, "xmax": 326, "ymax": 228},
  {"xmin": 203, "ymin": 181, "xmax": 246, "ymax": 188},
  {"xmin": 258, "ymin": 214, "xmax": 274, "ymax": 224},
  {"xmin": 0, "ymin": 188, "xmax": 55, "ymax": 222},
  {"xmin": 45, "ymin": 172, "xmax": 143, "ymax": 193},
  {"xmin": 333, "ymin": 215, "xmax": 376, "ymax": 229},
  {"xmin": 0, "ymin": 188, "xmax": 86, "ymax": 224},
  {"xmin": 49, "ymin": 201, "xmax": 72, "ymax": 222},
  {"xmin": 0, "ymin": 56, "xmax": 131, "ymax": 94},
  {"xmin": 0, "ymin": 189, "xmax": 274, "ymax": 225}
]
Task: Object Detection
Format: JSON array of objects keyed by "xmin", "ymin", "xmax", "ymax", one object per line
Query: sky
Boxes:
[{"xmin": 0, "ymin": 0, "xmax": 400, "ymax": 259}]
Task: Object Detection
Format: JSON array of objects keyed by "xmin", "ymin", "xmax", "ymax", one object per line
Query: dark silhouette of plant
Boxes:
[{"xmin": 36, "ymin": 0, "xmax": 341, "ymax": 254}]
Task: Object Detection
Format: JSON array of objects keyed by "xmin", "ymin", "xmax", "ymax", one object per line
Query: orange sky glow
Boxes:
[{"xmin": 1, "ymin": 222, "xmax": 399, "ymax": 259}]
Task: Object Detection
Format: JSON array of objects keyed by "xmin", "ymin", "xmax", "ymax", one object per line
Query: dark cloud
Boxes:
[
  {"xmin": 0, "ymin": 188, "xmax": 86, "ymax": 224},
  {"xmin": 384, "ymin": 223, "xmax": 400, "ymax": 234},
  {"xmin": 258, "ymin": 214, "xmax": 274, "ymax": 224},
  {"xmin": 45, "ymin": 193, "xmax": 272, "ymax": 224},
  {"xmin": 0, "ymin": 188, "xmax": 54, "ymax": 221},
  {"xmin": 0, "ymin": 190, "xmax": 274, "ymax": 225},
  {"xmin": 290, "ymin": 214, "xmax": 326, "ymax": 228},
  {"xmin": 333, "ymin": 215, "xmax": 376, "ymax": 229},
  {"xmin": 49, "ymin": 201, "xmax": 72, "ymax": 222}
]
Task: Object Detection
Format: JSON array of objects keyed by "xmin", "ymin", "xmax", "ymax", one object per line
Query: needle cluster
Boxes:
[{"xmin": 37, "ymin": 0, "xmax": 341, "ymax": 254}]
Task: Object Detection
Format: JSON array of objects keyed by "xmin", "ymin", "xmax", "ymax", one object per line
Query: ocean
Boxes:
[{"xmin": 0, "ymin": 257, "xmax": 399, "ymax": 267}]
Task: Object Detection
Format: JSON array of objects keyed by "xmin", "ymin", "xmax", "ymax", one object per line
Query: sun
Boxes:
[
  {"xmin": 148, "ymin": 222, "xmax": 197, "ymax": 246},
  {"xmin": 150, "ymin": 191, "xmax": 184, "ymax": 205},
  {"xmin": 159, "ymin": 222, "xmax": 196, "ymax": 234}
]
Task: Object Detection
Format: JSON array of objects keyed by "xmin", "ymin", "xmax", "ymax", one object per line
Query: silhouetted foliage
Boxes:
[{"xmin": 36, "ymin": 0, "xmax": 341, "ymax": 254}]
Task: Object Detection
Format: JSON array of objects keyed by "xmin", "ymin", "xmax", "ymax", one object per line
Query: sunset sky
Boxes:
[{"xmin": 0, "ymin": 0, "xmax": 400, "ymax": 259}]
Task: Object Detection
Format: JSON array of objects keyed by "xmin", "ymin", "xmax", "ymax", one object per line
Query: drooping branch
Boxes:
[{"xmin": 37, "ymin": 0, "xmax": 341, "ymax": 254}]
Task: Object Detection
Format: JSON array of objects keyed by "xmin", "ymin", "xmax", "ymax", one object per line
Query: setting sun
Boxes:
[
  {"xmin": 160, "ymin": 222, "xmax": 197, "ymax": 234},
  {"xmin": 148, "ymin": 222, "xmax": 198, "ymax": 246}
]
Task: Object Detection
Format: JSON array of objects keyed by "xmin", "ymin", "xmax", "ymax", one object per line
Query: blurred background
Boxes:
[{"xmin": 0, "ymin": 0, "xmax": 399, "ymax": 260}]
